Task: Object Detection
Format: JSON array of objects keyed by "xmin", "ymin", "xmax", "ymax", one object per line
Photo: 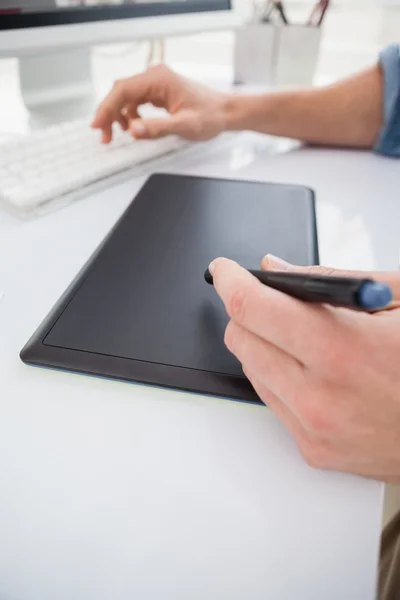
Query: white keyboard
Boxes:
[{"xmin": 0, "ymin": 119, "xmax": 189, "ymax": 218}]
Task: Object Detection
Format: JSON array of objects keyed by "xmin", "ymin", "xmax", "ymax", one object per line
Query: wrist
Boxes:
[
  {"xmin": 220, "ymin": 93, "xmax": 273, "ymax": 133},
  {"xmin": 220, "ymin": 94, "xmax": 248, "ymax": 132}
]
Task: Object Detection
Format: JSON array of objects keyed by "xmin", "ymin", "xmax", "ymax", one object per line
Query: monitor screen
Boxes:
[{"xmin": 0, "ymin": 0, "xmax": 231, "ymax": 29}]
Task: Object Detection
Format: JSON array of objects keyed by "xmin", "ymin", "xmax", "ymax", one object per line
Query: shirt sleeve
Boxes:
[{"xmin": 374, "ymin": 44, "xmax": 400, "ymax": 157}]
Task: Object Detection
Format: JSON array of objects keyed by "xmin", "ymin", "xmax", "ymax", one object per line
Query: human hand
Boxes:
[
  {"xmin": 210, "ymin": 255, "xmax": 400, "ymax": 482},
  {"xmin": 91, "ymin": 65, "xmax": 228, "ymax": 144}
]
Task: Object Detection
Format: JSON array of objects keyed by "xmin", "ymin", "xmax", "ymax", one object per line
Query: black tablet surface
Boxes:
[{"xmin": 21, "ymin": 174, "xmax": 318, "ymax": 404}]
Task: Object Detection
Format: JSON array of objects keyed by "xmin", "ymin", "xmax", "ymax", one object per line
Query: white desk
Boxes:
[{"xmin": 1, "ymin": 129, "xmax": 398, "ymax": 599}]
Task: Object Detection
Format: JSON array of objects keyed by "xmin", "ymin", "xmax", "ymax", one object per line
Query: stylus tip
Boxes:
[{"xmin": 204, "ymin": 268, "xmax": 214, "ymax": 285}]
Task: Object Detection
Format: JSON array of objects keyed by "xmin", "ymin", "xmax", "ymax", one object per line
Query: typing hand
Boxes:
[
  {"xmin": 91, "ymin": 65, "xmax": 228, "ymax": 144},
  {"xmin": 210, "ymin": 255, "xmax": 400, "ymax": 482}
]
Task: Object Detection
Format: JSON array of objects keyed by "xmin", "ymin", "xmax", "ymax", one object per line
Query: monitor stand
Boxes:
[{"xmin": 18, "ymin": 48, "xmax": 96, "ymax": 129}]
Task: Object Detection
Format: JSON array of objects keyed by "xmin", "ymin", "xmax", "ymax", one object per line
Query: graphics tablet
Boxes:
[{"xmin": 21, "ymin": 174, "xmax": 319, "ymax": 404}]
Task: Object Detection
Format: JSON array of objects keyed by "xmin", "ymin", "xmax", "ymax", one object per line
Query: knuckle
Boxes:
[
  {"xmin": 227, "ymin": 286, "xmax": 248, "ymax": 324},
  {"xmin": 306, "ymin": 406, "xmax": 332, "ymax": 434},
  {"xmin": 99, "ymin": 104, "xmax": 112, "ymax": 117},
  {"xmin": 149, "ymin": 63, "xmax": 170, "ymax": 77},
  {"xmin": 299, "ymin": 438, "xmax": 331, "ymax": 470},
  {"xmin": 224, "ymin": 321, "xmax": 239, "ymax": 354},
  {"xmin": 296, "ymin": 392, "xmax": 337, "ymax": 436}
]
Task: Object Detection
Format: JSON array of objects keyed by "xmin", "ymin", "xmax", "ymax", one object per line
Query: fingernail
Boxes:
[
  {"xmin": 264, "ymin": 254, "xmax": 291, "ymax": 269},
  {"xmin": 208, "ymin": 261, "xmax": 216, "ymax": 275},
  {"xmin": 131, "ymin": 121, "xmax": 147, "ymax": 137}
]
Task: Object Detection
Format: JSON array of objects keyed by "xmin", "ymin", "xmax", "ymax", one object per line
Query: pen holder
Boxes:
[
  {"xmin": 234, "ymin": 24, "xmax": 277, "ymax": 86},
  {"xmin": 234, "ymin": 23, "xmax": 322, "ymax": 87},
  {"xmin": 275, "ymin": 24, "xmax": 322, "ymax": 87}
]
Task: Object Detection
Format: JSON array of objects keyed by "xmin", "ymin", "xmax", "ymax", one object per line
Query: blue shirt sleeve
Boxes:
[{"xmin": 374, "ymin": 44, "xmax": 400, "ymax": 157}]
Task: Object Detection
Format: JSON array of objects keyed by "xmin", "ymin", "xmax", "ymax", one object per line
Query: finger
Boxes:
[
  {"xmin": 117, "ymin": 114, "xmax": 129, "ymax": 132},
  {"xmin": 242, "ymin": 366, "xmax": 305, "ymax": 442},
  {"xmin": 91, "ymin": 80, "xmax": 137, "ymax": 130},
  {"xmin": 129, "ymin": 114, "xmax": 192, "ymax": 140},
  {"xmin": 101, "ymin": 124, "xmax": 113, "ymax": 145},
  {"xmin": 91, "ymin": 73, "xmax": 155, "ymax": 137},
  {"xmin": 261, "ymin": 254, "xmax": 400, "ymax": 301},
  {"xmin": 225, "ymin": 321, "xmax": 306, "ymax": 403},
  {"xmin": 123, "ymin": 105, "xmax": 140, "ymax": 122},
  {"xmin": 210, "ymin": 257, "xmax": 336, "ymax": 364}
]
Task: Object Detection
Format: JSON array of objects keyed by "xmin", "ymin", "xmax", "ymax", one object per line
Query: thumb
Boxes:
[
  {"xmin": 261, "ymin": 254, "xmax": 400, "ymax": 301},
  {"xmin": 262, "ymin": 254, "xmax": 354, "ymax": 278},
  {"xmin": 129, "ymin": 114, "xmax": 189, "ymax": 140}
]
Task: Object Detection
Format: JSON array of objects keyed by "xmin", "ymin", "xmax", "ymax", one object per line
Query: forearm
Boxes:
[{"xmin": 223, "ymin": 65, "xmax": 384, "ymax": 149}]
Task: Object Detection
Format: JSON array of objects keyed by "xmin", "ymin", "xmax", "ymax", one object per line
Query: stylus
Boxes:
[{"xmin": 204, "ymin": 268, "xmax": 393, "ymax": 311}]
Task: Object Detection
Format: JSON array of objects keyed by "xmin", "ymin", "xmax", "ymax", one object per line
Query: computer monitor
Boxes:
[{"xmin": 0, "ymin": 1, "xmax": 247, "ymax": 119}]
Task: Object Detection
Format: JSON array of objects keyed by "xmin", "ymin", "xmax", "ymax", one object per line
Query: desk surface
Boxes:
[{"xmin": 1, "ymin": 130, "xmax": 397, "ymax": 599}]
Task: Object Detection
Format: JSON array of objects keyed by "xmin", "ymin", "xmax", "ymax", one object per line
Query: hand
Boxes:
[
  {"xmin": 91, "ymin": 65, "xmax": 228, "ymax": 144},
  {"xmin": 210, "ymin": 255, "xmax": 400, "ymax": 482}
]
